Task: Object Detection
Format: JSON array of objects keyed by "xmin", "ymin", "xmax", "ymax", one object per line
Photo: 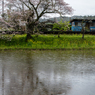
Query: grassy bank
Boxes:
[{"xmin": 0, "ymin": 34, "xmax": 95, "ymax": 50}]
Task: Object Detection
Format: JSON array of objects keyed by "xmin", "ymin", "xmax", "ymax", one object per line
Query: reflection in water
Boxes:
[{"xmin": 0, "ymin": 50, "xmax": 95, "ymax": 95}]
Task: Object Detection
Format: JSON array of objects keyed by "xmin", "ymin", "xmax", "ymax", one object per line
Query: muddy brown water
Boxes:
[{"xmin": 0, "ymin": 50, "xmax": 95, "ymax": 95}]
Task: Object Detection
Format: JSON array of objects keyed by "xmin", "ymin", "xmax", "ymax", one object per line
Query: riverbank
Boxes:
[{"xmin": 0, "ymin": 34, "xmax": 95, "ymax": 50}]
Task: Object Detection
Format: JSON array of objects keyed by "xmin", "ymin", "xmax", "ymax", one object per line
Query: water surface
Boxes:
[{"xmin": 0, "ymin": 50, "xmax": 95, "ymax": 95}]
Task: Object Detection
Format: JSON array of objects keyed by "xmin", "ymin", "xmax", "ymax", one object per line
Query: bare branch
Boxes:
[
  {"xmin": 28, "ymin": 0, "xmax": 39, "ymax": 18},
  {"xmin": 19, "ymin": 0, "xmax": 31, "ymax": 10},
  {"xmin": 36, "ymin": 0, "xmax": 41, "ymax": 9}
]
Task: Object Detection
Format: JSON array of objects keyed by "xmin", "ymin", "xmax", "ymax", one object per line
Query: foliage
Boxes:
[
  {"xmin": 53, "ymin": 20, "xmax": 71, "ymax": 31},
  {"xmin": 85, "ymin": 27, "xmax": 90, "ymax": 32}
]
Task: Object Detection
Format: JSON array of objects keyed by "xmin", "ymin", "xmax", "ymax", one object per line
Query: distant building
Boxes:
[{"xmin": 70, "ymin": 19, "xmax": 95, "ymax": 31}]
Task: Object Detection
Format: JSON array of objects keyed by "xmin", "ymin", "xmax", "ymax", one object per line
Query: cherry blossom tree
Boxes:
[{"xmin": 6, "ymin": 0, "xmax": 73, "ymax": 39}]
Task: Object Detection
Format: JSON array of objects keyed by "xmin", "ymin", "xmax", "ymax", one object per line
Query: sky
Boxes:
[
  {"xmin": 65, "ymin": 0, "xmax": 95, "ymax": 16},
  {"xmin": 0, "ymin": 0, "xmax": 95, "ymax": 18}
]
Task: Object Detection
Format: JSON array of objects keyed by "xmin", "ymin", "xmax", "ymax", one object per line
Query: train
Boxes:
[{"xmin": 70, "ymin": 19, "xmax": 95, "ymax": 32}]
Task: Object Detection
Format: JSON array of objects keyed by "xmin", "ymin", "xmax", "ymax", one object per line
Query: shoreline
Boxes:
[{"xmin": 0, "ymin": 48, "xmax": 95, "ymax": 51}]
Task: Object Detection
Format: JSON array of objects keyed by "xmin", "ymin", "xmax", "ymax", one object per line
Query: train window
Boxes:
[
  {"xmin": 75, "ymin": 22, "xmax": 78, "ymax": 26},
  {"xmin": 78, "ymin": 22, "xmax": 81, "ymax": 26},
  {"xmin": 74, "ymin": 22, "xmax": 82, "ymax": 26},
  {"xmin": 72, "ymin": 22, "xmax": 75, "ymax": 26}
]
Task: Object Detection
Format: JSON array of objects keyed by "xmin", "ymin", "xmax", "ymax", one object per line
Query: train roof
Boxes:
[{"xmin": 70, "ymin": 19, "xmax": 95, "ymax": 22}]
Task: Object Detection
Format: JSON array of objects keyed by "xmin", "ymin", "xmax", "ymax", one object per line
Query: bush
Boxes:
[{"xmin": 53, "ymin": 20, "xmax": 71, "ymax": 31}]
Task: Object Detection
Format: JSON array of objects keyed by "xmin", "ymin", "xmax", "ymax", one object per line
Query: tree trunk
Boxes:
[
  {"xmin": 82, "ymin": 31, "xmax": 85, "ymax": 39},
  {"xmin": 82, "ymin": 29, "xmax": 85, "ymax": 39},
  {"xmin": 25, "ymin": 33, "xmax": 32, "ymax": 41},
  {"xmin": 25, "ymin": 23, "xmax": 35, "ymax": 41},
  {"xmin": 58, "ymin": 32, "xmax": 60, "ymax": 38}
]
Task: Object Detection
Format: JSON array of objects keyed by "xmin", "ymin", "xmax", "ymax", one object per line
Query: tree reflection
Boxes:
[
  {"xmin": 1, "ymin": 50, "xmax": 71, "ymax": 95},
  {"xmin": 2, "ymin": 61, "xmax": 5, "ymax": 95}
]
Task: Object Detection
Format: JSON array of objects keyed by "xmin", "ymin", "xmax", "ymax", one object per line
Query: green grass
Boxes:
[{"xmin": 0, "ymin": 34, "xmax": 95, "ymax": 50}]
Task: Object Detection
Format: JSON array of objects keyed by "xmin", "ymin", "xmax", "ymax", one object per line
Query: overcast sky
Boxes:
[
  {"xmin": 66, "ymin": 0, "xmax": 95, "ymax": 16},
  {"xmin": 0, "ymin": 0, "xmax": 95, "ymax": 18}
]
